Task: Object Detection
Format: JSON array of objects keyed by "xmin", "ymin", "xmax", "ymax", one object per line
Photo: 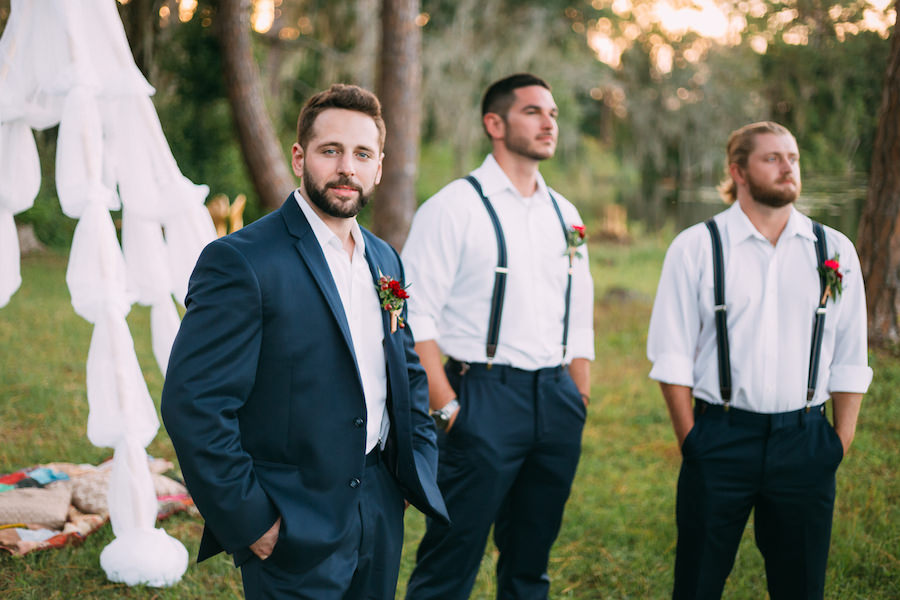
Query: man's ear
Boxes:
[
  {"xmin": 375, "ymin": 152, "xmax": 384, "ymax": 186},
  {"xmin": 729, "ymin": 162, "xmax": 746, "ymax": 186},
  {"xmin": 483, "ymin": 113, "xmax": 505, "ymax": 141},
  {"xmin": 291, "ymin": 143, "xmax": 304, "ymax": 178}
]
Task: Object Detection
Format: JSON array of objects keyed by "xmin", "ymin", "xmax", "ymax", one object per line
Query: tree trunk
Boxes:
[
  {"xmin": 375, "ymin": 0, "xmax": 421, "ymax": 251},
  {"xmin": 117, "ymin": 0, "xmax": 156, "ymax": 79},
  {"xmin": 858, "ymin": 6, "xmax": 900, "ymax": 347},
  {"xmin": 215, "ymin": 0, "xmax": 295, "ymax": 212}
]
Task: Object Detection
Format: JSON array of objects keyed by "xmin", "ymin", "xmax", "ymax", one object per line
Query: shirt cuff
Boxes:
[
  {"xmin": 648, "ymin": 352, "xmax": 695, "ymax": 387},
  {"xmin": 566, "ymin": 327, "xmax": 595, "ymax": 360},
  {"xmin": 406, "ymin": 312, "xmax": 439, "ymax": 342},
  {"xmin": 828, "ymin": 365, "xmax": 874, "ymax": 395}
]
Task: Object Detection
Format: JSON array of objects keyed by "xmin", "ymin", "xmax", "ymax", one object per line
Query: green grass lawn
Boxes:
[{"xmin": 1, "ymin": 238, "xmax": 898, "ymax": 599}]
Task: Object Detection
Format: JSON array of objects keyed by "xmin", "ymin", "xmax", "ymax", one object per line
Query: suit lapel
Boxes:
[
  {"xmin": 362, "ymin": 237, "xmax": 401, "ymax": 357},
  {"xmin": 280, "ymin": 195, "xmax": 359, "ymax": 365}
]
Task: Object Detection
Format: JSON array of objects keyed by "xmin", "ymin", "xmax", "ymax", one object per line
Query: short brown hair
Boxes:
[
  {"xmin": 718, "ymin": 121, "xmax": 793, "ymax": 203},
  {"xmin": 481, "ymin": 73, "xmax": 551, "ymax": 138},
  {"xmin": 296, "ymin": 84, "xmax": 386, "ymax": 150}
]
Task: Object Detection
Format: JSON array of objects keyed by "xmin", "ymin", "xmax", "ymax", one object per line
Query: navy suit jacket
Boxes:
[{"xmin": 161, "ymin": 194, "xmax": 448, "ymax": 573}]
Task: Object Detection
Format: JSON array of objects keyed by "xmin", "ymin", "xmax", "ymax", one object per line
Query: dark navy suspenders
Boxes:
[
  {"xmin": 464, "ymin": 175, "xmax": 508, "ymax": 363},
  {"xmin": 704, "ymin": 220, "xmax": 733, "ymax": 407},
  {"xmin": 705, "ymin": 218, "xmax": 828, "ymax": 411},
  {"xmin": 464, "ymin": 175, "xmax": 573, "ymax": 365},
  {"xmin": 808, "ymin": 221, "xmax": 829, "ymax": 408}
]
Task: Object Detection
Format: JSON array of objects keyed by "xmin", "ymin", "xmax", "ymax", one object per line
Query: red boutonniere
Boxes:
[
  {"xmin": 818, "ymin": 254, "xmax": 843, "ymax": 304},
  {"xmin": 566, "ymin": 224, "xmax": 587, "ymax": 263},
  {"xmin": 377, "ymin": 271, "xmax": 410, "ymax": 333}
]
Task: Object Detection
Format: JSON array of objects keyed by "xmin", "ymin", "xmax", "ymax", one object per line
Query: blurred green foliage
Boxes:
[{"xmin": 2, "ymin": 0, "xmax": 893, "ymax": 248}]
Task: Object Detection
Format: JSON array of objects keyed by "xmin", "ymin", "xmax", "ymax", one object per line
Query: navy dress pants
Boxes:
[
  {"xmin": 240, "ymin": 453, "xmax": 405, "ymax": 600},
  {"xmin": 406, "ymin": 360, "xmax": 586, "ymax": 600},
  {"xmin": 673, "ymin": 401, "xmax": 845, "ymax": 600}
]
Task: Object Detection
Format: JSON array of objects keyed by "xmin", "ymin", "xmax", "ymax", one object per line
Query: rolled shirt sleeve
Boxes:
[
  {"xmin": 826, "ymin": 231, "xmax": 873, "ymax": 394},
  {"xmin": 647, "ymin": 228, "xmax": 703, "ymax": 387}
]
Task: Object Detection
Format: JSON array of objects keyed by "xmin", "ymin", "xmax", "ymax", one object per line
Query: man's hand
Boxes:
[{"xmin": 250, "ymin": 516, "xmax": 281, "ymax": 560}]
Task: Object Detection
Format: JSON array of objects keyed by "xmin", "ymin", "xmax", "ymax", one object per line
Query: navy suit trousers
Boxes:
[
  {"xmin": 240, "ymin": 454, "xmax": 405, "ymax": 600},
  {"xmin": 407, "ymin": 360, "xmax": 586, "ymax": 600},
  {"xmin": 673, "ymin": 401, "xmax": 845, "ymax": 600}
]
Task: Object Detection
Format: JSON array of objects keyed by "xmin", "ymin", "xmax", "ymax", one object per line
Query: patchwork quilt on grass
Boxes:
[{"xmin": 0, "ymin": 458, "xmax": 195, "ymax": 556}]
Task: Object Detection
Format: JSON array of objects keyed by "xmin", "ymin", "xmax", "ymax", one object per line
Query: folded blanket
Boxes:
[{"xmin": 0, "ymin": 459, "xmax": 196, "ymax": 556}]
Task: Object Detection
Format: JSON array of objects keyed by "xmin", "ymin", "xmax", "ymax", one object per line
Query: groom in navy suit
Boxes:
[{"xmin": 161, "ymin": 84, "xmax": 448, "ymax": 599}]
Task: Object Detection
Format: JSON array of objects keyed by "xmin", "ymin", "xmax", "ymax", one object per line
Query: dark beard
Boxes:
[
  {"xmin": 503, "ymin": 126, "xmax": 554, "ymax": 162},
  {"xmin": 747, "ymin": 175, "xmax": 797, "ymax": 208},
  {"xmin": 303, "ymin": 169, "xmax": 370, "ymax": 219}
]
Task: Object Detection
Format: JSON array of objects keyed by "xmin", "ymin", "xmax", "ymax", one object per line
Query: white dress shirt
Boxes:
[
  {"xmin": 295, "ymin": 191, "xmax": 388, "ymax": 452},
  {"xmin": 401, "ymin": 154, "xmax": 595, "ymax": 370},
  {"xmin": 647, "ymin": 201, "xmax": 873, "ymax": 413}
]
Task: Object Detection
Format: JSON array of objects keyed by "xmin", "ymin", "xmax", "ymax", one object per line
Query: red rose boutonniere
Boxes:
[
  {"xmin": 566, "ymin": 224, "xmax": 587, "ymax": 263},
  {"xmin": 377, "ymin": 271, "xmax": 410, "ymax": 333},
  {"xmin": 818, "ymin": 254, "xmax": 843, "ymax": 304}
]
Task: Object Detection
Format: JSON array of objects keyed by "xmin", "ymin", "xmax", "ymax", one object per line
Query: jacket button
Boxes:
[
  {"xmin": 353, "ymin": 417, "xmax": 364, "ymax": 428},
  {"xmin": 349, "ymin": 478, "xmax": 361, "ymax": 489}
]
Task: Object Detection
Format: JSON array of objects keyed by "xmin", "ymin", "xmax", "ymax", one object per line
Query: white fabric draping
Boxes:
[
  {"xmin": 0, "ymin": 0, "xmax": 215, "ymax": 587},
  {"xmin": 107, "ymin": 94, "xmax": 215, "ymax": 373},
  {"xmin": 0, "ymin": 119, "xmax": 41, "ymax": 306}
]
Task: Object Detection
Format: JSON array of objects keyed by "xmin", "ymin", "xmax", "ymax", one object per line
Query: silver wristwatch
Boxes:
[{"xmin": 431, "ymin": 398, "xmax": 460, "ymax": 431}]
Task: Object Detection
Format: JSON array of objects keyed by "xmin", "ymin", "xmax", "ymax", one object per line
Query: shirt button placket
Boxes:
[{"xmin": 762, "ymin": 253, "xmax": 779, "ymax": 400}]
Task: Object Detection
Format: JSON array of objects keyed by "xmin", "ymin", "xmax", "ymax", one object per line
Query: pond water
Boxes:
[{"xmin": 620, "ymin": 177, "xmax": 866, "ymax": 242}]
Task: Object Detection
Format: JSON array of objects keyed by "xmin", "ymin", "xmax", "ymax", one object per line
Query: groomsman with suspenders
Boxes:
[
  {"xmin": 401, "ymin": 73, "xmax": 595, "ymax": 599},
  {"xmin": 647, "ymin": 121, "xmax": 873, "ymax": 599}
]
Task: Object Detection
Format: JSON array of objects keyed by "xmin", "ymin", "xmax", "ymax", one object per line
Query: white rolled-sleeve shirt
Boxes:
[
  {"xmin": 647, "ymin": 201, "xmax": 872, "ymax": 413},
  {"xmin": 296, "ymin": 191, "xmax": 388, "ymax": 452},
  {"xmin": 401, "ymin": 154, "xmax": 595, "ymax": 370}
]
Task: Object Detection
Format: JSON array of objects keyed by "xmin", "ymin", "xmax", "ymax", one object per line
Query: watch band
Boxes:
[{"xmin": 432, "ymin": 398, "xmax": 459, "ymax": 430}]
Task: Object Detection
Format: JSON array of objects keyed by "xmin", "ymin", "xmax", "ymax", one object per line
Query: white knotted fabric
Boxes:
[{"xmin": 0, "ymin": 0, "xmax": 216, "ymax": 587}]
